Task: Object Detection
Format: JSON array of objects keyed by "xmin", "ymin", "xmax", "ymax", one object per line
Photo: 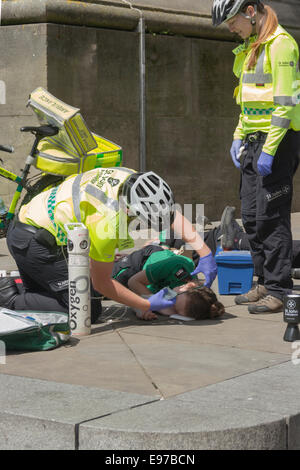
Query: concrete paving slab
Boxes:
[
  {"xmin": 1, "ymin": 328, "xmax": 161, "ymax": 396},
  {"xmin": 0, "ymin": 374, "xmax": 158, "ymax": 450},
  {"xmin": 225, "ymin": 303, "xmax": 287, "ymax": 322},
  {"xmin": 177, "ymin": 361, "xmax": 300, "ymax": 416},
  {"xmin": 117, "ymin": 332, "xmax": 289, "ymax": 397},
  {"xmin": 123, "ymin": 315, "xmax": 292, "ymax": 355},
  {"xmin": 214, "ymin": 293, "xmax": 237, "ymax": 309},
  {"xmin": 1, "ymin": 310, "xmax": 290, "ymax": 399}
]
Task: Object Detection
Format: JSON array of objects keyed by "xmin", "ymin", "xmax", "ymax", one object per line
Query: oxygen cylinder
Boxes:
[{"xmin": 64, "ymin": 223, "xmax": 91, "ymax": 335}]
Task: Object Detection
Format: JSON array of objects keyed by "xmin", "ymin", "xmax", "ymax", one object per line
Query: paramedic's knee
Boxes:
[{"xmin": 48, "ymin": 279, "xmax": 69, "ymax": 306}]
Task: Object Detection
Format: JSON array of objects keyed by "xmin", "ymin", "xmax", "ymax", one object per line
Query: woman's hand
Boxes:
[
  {"xmin": 230, "ymin": 139, "xmax": 243, "ymax": 169},
  {"xmin": 257, "ymin": 151, "xmax": 274, "ymax": 176},
  {"xmin": 148, "ymin": 288, "xmax": 177, "ymax": 311},
  {"xmin": 139, "ymin": 311, "xmax": 158, "ymax": 321},
  {"xmin": 190, "ymin": 252, "xmax": 218, "ymax": 288}
]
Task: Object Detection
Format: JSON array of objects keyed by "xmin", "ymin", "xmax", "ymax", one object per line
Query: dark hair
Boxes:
[{"xmin": 183, "ymin": 281, "xmax": 225, "ymax": 320}]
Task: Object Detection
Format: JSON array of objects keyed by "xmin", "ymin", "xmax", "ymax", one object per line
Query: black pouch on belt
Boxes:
[{"xmin": 34, "ymin": 228, "xmax": 56, "ymax": 248}]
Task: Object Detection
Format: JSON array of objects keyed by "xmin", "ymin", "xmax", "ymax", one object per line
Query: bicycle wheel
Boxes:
[{"xmin": 19, "ymin": 174, "xmax": 65, "ymax": 208}]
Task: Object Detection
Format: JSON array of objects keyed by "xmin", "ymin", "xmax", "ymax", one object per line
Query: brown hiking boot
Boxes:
[
  {"xmin": 248, "ymin": 295, "xmax": 283, "ymax": 314},
  {"xmin": 235, "ymin": 284, "xmax": 268, "ymax": 305}
]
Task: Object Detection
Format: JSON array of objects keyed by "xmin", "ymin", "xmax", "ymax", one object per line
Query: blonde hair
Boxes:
[{"xmin": 245, "ymin": 3, "xmax": 278, "ymax": 70}]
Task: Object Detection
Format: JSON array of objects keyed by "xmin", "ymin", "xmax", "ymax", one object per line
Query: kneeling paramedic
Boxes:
[{"xmin": 0, "ymin": 168, "xmax": 217, "ymax": 321}]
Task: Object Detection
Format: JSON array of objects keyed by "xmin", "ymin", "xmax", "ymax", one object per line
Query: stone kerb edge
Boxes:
[{"xmin": 0, "ymin": 367, "xmax": 299, "ymax": 450}]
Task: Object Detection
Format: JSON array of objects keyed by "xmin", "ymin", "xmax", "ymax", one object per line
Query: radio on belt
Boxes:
[{"xmin": 64, "ymin": 223, "xmax": 91, "ymax": 336}]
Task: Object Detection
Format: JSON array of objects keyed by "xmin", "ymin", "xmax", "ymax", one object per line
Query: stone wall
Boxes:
[{"xmin": 0, "ymin": 0, "xmax": 299, "ymax": 219}]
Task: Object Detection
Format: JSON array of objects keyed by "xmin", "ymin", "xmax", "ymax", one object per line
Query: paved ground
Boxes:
[{"xmin": 1, "ymin": 214, "xmax": 300, "ymax": 450}]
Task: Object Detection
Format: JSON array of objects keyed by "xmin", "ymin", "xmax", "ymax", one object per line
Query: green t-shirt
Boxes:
[{"xmin": 143, "ymin": 250, "xmax": 195, "ymax": 293}]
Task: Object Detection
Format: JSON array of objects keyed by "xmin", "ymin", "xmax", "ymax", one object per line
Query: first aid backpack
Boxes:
[
  {"xmin": 27, "ymin": 87, "xmax": 123, "ymax": 177},
  {"xmin": 35, "ymin": 132, "xmax": 122, "ymax": 176}
]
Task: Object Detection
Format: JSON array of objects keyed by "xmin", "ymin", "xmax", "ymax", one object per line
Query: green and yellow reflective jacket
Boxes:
[
  {"xmin": 232, "ymin": 25, "xmax": 300, "ymax": 156},
  {"xmin": 19, "ymin": 167, "xmax": 135, "ymax": 262}
]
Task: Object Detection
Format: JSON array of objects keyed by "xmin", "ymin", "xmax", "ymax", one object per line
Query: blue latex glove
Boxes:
[
  {"xmin": 190, "ymin": 253, "xmax": 218, "ymax": 288},
  {"xmin": 230, "ymin": 139, "xmax": 242, "ymax": 169},
  {"xmin": 148, "ymin": 288, "xmax": 177, "ymax": 312},
  {"xmin": 257, "ymin": 151, "xmax": 274, "ymax": 177}
]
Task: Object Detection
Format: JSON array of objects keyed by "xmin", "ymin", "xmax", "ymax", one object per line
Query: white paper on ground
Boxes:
[
  {"xmin": 0, "ymin": 309, "xmax": 35, "ymax": 334},
  {"xmin": 169, "ymin": 314, "xmax": 194, "ymax": 321}
]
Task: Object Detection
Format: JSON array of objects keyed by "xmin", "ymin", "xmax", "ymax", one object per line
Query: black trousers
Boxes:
[
  {"xmin": 6, "ymin": 221, "xmax": 102, "ymax": 322},
  {"xmin": 112, "ymin": 244, "xmax": 163, "ymax": 287},
  {"xmin": 239, "ymin": 129, "xmax": 300, "ymax": 300}
]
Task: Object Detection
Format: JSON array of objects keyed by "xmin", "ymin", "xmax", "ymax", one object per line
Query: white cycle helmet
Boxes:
[
  {"xmin": 212, "ymin": 0, "xmax": 263, "ymax": 26},
  {"xmin": 122, "ymin": 171, "xmax": 175, "ymax": 232}
]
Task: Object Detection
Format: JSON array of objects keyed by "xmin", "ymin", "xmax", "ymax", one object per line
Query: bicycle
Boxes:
[{"xmin": 0, "ymin": 124, "xmax": 65, "ymax": 238}]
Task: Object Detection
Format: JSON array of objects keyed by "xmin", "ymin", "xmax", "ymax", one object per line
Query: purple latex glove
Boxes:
[
  {"xmin": 190, "ymin": 253, "xmax": 218, "ymax": 288},
  {"xmin": 257, "ymin": 151, "xmax": 274, "ymax": 177},
  {"xmin": 230, "ymin": 139, "xmax": 242, "ymax": 169},
  {"xmin": 148, "ymin": 288, "xmax": 177, "ymax": 312}
]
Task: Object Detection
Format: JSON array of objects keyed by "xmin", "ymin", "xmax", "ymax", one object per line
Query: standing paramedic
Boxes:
[
  {"xmin": 0, "ymin": 168, "xmax": 217, "ymax": 321},
  {"xmin": 212, "ymin": 0, "xmax": 300, "ymax": 314}
]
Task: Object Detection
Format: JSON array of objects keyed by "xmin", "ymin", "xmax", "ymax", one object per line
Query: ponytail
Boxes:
[
  {"xmin": 247, "ymin": 4, "xmax": 278, "ymax": 70},
  {"xmin": 210, "ymin": 301, "xmax": 225, "ymax": 319}
]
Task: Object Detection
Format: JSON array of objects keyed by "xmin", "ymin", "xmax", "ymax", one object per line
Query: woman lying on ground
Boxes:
[
  {"xmin": 112, "ymin": 244, "xmax": 225, "ymax": 321},
  {"xmin": 133, "ymin": 280, "xmax": 225, "ymax": 322}
]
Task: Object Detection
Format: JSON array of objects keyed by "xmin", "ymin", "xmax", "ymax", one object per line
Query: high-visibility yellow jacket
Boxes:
[
  {"xmin": 19, "ymin": 168, "xmax": 136, "ymax": 262},
  {"xmin": 233, "ymin": 25, "xmax": 300, "ymax": 156}
]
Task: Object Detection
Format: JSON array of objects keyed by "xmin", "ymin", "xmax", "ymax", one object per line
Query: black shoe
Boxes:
[
  {"xmin": 220, "ymin": 206, "xmax": 236, "ymax": 250},
  {"xmin": 0, "ymin": 277, "xmax": 19, "ymax": 309}
]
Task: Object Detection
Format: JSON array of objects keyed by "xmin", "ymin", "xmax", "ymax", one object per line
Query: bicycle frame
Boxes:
[
  {"xmin": 0, "ymin": 166, "xmax": 24, "ymax": 221},
  {"xmin": 0, "ymin": 125, "xmax": 59, "ymax": 234}
]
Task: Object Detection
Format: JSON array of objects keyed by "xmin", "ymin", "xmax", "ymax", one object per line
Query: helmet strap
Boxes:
[
  {"xmin": 240, "ymin": 5, "xmax": 257, "ymax": 18},
  {"xmin": 239, "ymin": 4, "xmax": 257, "ymax": 36}
]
